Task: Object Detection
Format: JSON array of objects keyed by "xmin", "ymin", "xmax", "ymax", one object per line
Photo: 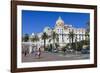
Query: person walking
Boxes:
[
  {"xmin": 35, "ymin": 44, "xmax": 41, "ymax": 59},
  {"xmin": 37, "ymin": 47, "xmax": 41, "ymax": 58}
]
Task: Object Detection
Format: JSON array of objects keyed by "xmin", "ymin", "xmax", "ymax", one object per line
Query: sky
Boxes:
[{"xmin": 22, "ymin": 10, "xmax": 90, "ymax": 35}]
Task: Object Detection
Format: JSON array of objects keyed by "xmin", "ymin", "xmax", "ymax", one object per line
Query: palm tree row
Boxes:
[
  {"xmin": 41, "ymin": 31, "xmax": 58, "ymax": 51},
  {"xmin": 22, "ymin": 29, "xmax": 89, "ymax": 53}
]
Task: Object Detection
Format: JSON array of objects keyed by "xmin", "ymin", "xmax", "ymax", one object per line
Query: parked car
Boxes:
[
  {"xmin": 53, "ymin": 48, "xmax": 58, "ymax": 53},
  {"xmin": 81, "ymin": 48, "xmax": 90, "ymax": 54}
]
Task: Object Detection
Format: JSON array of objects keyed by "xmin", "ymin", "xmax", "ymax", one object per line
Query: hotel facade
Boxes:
[{"xmin": 22, "ymin": 16, "xmax": 87, "ymax": 53}]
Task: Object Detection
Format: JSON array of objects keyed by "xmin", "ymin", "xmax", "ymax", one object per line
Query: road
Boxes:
[{"xmin": 22, "ymin": 51, "xmax": 90, "ymax": 62}]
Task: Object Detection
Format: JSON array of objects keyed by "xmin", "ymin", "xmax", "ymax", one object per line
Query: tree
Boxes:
[
  {"xmin": 85, "ymin": 32, "xmax": 89, "ymax": 41},
  {"xmin": 32, "ymin": 35, "xmax": 39, "ymax": 42},
  {"xmin": 56, "ymin": 34, "xmax": 59, "ymax": 44},
  {"xmin": 23, "ymin": 34, "xmax": 29, "ymax": 42},
  {"xmin": 75, "ymin": 35, "xmax": 78, "ymax": 51},
  {"xmin": 68, "ymin": 30, "xmax": 75, "ymax": 50},
  {"xmin": 52, "ymin": 31, "xmax": 57, "ymax": 48},
  {"xmin": 31, "ymin": 36, "xmax": 36, "ymax": 42},
  {"xmin": 84, "ymin": 21, "xmax": 90, "ymax": 49},
  {"xmin": 85, "ymin": 31, "xmax": 89, "ymax": 46},
  {"xmin": 42, "ymin": 32, "xmax": 48, "ymax": 50}
]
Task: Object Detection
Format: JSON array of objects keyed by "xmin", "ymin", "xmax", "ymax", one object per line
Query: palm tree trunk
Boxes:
[
  {"xmin": 53, "ymin": 39, "xmax": 55, "ymax": 48},
  {"xmin": 72, "ymin": 36, "xmax": 73, "ymax": 50},
  {"xmin": 44, "ymin": 39, "xmax": 46, "ymax": 50}
]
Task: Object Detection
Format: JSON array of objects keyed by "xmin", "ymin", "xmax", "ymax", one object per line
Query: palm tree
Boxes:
[
  {"xmin": 85, "ymin": 31, "xmax": 89, "ymax": 45},
  {"xmin": 52, "ymin": 31, "xmax": 57, "ymax": 48},
  {"xmin": 56, "ymin": 34, "xmax": 59, "ymax": 45},
  {"xmin": 75, "ymin": 34, "xmax": 78, "ymax": 54},
  {"xmin": 68, "ymin": 30, "xmax": 75, "ymax": 50},
  {"xmin": 42, "ymin": 32, "xmax": 48, "ymax": 50},
  {"xmin": 31, "ymin": 35, "xmax": 39, "ymax": 43},
  {"xmin": 31, "ymin": 37, "xmax": 36, "ymax": 42},
  {"xmin": 84, "ymin": 21, "xmax": 90, "ymax": 47}
]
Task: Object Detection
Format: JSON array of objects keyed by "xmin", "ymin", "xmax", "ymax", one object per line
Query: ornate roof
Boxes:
[{"xmin": 56, "ymin": 16, "xmax": 64, "ymax": 27}]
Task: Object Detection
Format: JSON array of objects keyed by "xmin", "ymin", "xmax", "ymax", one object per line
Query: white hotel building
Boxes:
[
  {"xmin": 22, "ymin": 16, "xmax": 86, "ymax": 53},
  {"xmin": 30, "ymin": 16, "xmax": 86, "ymax": 47}
]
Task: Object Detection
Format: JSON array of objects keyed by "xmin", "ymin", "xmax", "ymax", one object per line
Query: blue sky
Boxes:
[{"xmin": 22, "ymin": 10, "xmax": 90, "ymax": 35}]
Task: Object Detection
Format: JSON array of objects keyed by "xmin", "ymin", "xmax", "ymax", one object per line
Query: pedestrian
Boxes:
[
  {"xmin": 35, "ymin": 46, "xmax": 41, "ymax": 59},
  {"xmin": 24, "ymin": 50, "xmax": 27, "ymax": 56},
  {"xmin": 38, "ymin": 48, "xmax": 41, "ymax": 58}
]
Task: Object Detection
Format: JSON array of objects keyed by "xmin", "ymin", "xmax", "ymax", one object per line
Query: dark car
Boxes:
[{"xmin": 81, "ymin": 48, "xmax": 90, "ymax": 54}]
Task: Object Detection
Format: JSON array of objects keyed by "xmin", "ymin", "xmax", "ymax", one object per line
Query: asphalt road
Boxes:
[{"xmin": 22, "ymin": 51, "xmax": 90, "ymax": 62}]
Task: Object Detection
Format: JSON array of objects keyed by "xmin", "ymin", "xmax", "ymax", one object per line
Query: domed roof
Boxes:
[
  {"xmin": 43, "ymin": 27, "xmax": 52, "ymax": 35},
  {"xmin": 43, "ymin": 26, "xmax": 51, "ymax": 32},
  {"xmin": 56, "ymin": 16, "xmax": 64, "ymax": 27},
  {"xmin": 31, "ymin": 33, "xmax": 35, "ymax": 36}
]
